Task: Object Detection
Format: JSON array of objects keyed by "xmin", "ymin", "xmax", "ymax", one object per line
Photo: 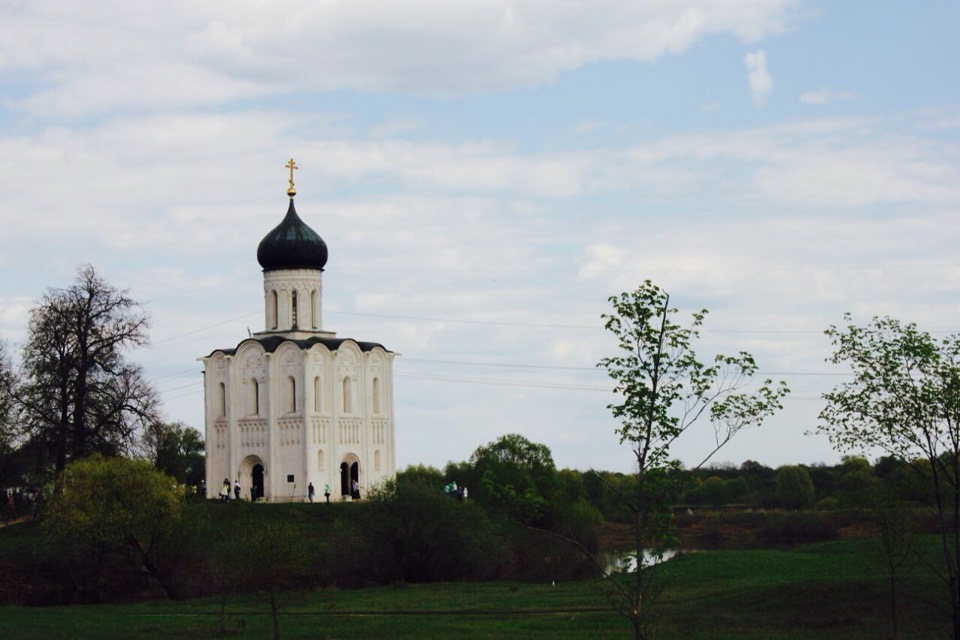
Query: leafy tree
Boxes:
[
  {"xmin": 365, "ymin": 473, "xmax": 505, "ymax": 583},
  {"xmin": 583, "ymin": 470, "xmax": 636, "ymax": 522},
  {"xmin": 699, "ymin": 476, "xmax": 729, "ymax": 507},
  {"xmin": 835, "ymin": 455, "xmax": 879, "ymax": 507},
  {"xmin": 43, "ymin": 455, "xmax": 187, "ymax": 600},
  {"xmin": 775, "ymin": 465, "xmax": 815, "ymax": 509},
  {"xmin": 738, "ymin": 459, "xmax": 777, "ymax": 506},
  {"xmin": 18, "ymin": 265, "xmax": 159, "ymax": 479},
  {"xmin": 818, "ymin": 314, "xmax": 960, "ymax": 638},
  {"xmin": 397, "ymin": 463, "xmax": 445, "ymax": 488},
  {"xmin": 142, "ymin": 421, "xmax": 205, "ymax": 488},
  {"xmin": 598, "ymin": 280, "xmax": 789, "ymax": 640},
  {"xmin": 806, "ymin": 464, "xmax": 837, "ymax": 504},
  {"xmin": 467, "ymin": 433, "xmax": 559, "ymax": 526},
  {"xmin": 557, "ymin": 468, "xmax": 587, "ymax": 503},
  {"xmin": 725, "ymin": 476, "xmax": 749, "ymax": 503},
  {"xmin": 886, "ymin": 458, "xmax": 936, "ymax": 505},
  {"xmin": 864, "ymin": 486, "xmax": 919, "ymax": 639},
  {"xmin": 239, "ymin": 517, "xmax": 315, "ymax": 640}
]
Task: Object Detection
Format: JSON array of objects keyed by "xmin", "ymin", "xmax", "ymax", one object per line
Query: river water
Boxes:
[{"xmin": 603, "ymin": 548, "xmax": 677, "ymax": 574}]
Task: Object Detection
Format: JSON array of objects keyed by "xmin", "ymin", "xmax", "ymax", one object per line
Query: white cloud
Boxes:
[
  {"xmin": 800, "ymin": 89, "xmax": 856, "ymax": 105},
  {"xmin": 577, "ymin": 244, "xmax": 627, "ymax": 281},
  {"xmin": 745, "ymin": 49, "xmax": 772, "ymax": 106},
  {"xmin": 4, "ymin": 1, "xmax": 803, "ymax": 117}
]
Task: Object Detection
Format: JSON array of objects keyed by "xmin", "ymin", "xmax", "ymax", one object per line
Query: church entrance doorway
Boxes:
[
  {"xmin": 252, "ymin": 464, "xmax": 264, "ymax": 501},
  {"xmin": 339, "ymin": 461, "xmax": 359, "ymax": 498},
  {"xmin": 240, "ymin": 455, "xmax": 266, "ymax": 502}
]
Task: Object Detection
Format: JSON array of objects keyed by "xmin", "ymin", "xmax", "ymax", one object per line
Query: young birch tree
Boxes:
[
  {"xmin": 598, "ymin": 281, "xmax": 788, "ymax": 640},
  {"xmin": 818, "ymin": 314, "xmax": 960, "ymax": 639}
]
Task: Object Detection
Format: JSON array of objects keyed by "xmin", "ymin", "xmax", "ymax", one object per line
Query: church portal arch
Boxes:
[
  {"xmin": 240, "ymin": 455, "xmax": 266, "ymax": 501},
  {"xmin": 339, "ymin": 453, "xmax": 360, "ymax": 498}
]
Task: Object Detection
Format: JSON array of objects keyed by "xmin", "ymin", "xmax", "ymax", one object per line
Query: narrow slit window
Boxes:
[
  {"xmin": 288, "ymin": 376, "xmax": 297, "ymax": 413},
  {"xmin": 343, "ymin": 376, "xmax": 352, "ymax": 413},
  {"xmin": 271, "ymin": 291, "xmax": 278, "ymax": 330}
]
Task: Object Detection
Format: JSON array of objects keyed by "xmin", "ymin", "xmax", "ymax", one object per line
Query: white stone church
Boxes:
[{"xmin": 201, "ymin": 162, "xmax": 397, "ymax": 501}]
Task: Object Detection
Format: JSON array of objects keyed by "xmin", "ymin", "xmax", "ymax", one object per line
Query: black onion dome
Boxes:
[{"xmin": 256, "ymin": 198, "xmax": 328, "ymax": 271}]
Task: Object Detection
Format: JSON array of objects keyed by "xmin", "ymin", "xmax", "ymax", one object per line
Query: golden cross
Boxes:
[{"xmin": 286, "ymin": 158, "xmax": 298, "ymax": 196}]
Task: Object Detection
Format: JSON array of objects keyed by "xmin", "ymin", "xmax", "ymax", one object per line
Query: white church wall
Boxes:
[{"xmin": 271, "ymin": 341, "xmax": 306, "ymax": 500}]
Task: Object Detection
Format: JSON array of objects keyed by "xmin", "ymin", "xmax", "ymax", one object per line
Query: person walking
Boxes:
[
  {"xmin": 220, "ymin": 479, "xmax": 230, "ymax": 502},
  {"xmin": 233, "ymin": 480, "xmax": 241, "ymax": 501},
  {"xmin": 324, "ymin": 484, "xmax": 331, "ymax": 503},
  {"xmin": 308, "ymin": 482, "xmax": 315, "ymax": 503}
]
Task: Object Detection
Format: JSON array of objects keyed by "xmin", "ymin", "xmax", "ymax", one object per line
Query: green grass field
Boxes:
[{"xmin": 1, "ymin": 536, "xmax": 949, "ymax": 639}]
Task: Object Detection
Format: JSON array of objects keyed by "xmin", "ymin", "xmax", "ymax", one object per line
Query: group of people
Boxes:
[
  {"xmin": 444, "ymin": 481, "xmax": 468, "ymax": 501},
  {"xmin": 216, "ymin": 478, "xmax": 362, "ymax": 503},
  {"xmin": 1, "ymin": 486, "xmax": 35, "ymax": 511},
  {"xmin": 218, "ymin": 478, "xmax": 241, "ymax": 502}
]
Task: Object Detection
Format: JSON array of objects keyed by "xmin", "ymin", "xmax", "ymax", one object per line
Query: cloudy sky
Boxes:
[{"xmin": 2, "ymin": 1, "xmax": 958, "ymax": 473}]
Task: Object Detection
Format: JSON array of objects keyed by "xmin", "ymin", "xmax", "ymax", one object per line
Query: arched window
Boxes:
[
  {"xmin": 311, "ymin": 290, "xmax": 319, "ymax": 329},
  {"xmin": 251, "ymin": 378, "xmax": 260, "ymax": 416},
  {"xmin": 288, "ymin": 376, "xmax": 297, "ymax": 413},
  {"xmin": 375, "ymin": 449, "xmax": 381, "ymax": 472},
  {"xmin": 270, "ymin": 290, "xmax": 278, "ymax": 330},
  {"xmin": 372, "ymin": 377, "xmax": 381, "ymax": 414},
  {"xmin": 318, "ymin": 449, "xmax": 325, "ymax": 471},
  {"xmin": 313, "ymin": 376, "xmax": 322, "ymax": 412},
  {"xmin": 291, "ymin": 290, "xmax": 298, "ymax": 328},
  {"xmin": 218, "ymin": 382, "xmax": 226, "ymax": 418},
  {"xmin": 342, "ymin": 376, "xmax": 352, "ymax": 413}
]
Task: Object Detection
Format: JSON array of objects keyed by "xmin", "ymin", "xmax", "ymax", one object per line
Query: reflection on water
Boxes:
[{"xmin": 603, "ymin": 549, "xmax": 677, "ymax": 574}]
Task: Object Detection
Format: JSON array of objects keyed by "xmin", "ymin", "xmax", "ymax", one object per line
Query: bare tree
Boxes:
[
  {"xmin": 18, "ymin": 265, "xmax": 159, "ymax": 479},
  {"xmin": 0, "ymin": 338, "xmax": 23, "ymax": 487}
]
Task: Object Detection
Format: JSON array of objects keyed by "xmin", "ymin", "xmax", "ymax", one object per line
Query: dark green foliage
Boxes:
[
  {"xmin": 556, "ymin": 498, "xmax": 603, "ymax": 552},
  {"xmin": 398, "ymin": 463, "xmax": 445, "ymax": 487},
  {"xmin": 42, "ymin": 455, "xmax": 191, "ymax": 601},
  {"xmin": 758, "ymin": 511, "xmax": 839, "ymax": 546},
  {"xmin": 142, "ymin": 421, "xmax": 205, "ymax": 488},
  {"xmin": 700, "ymin": 476, "xmax": 730, "ymax": 507},
  {"xmin": 775, "ymin": 465, "xmax": 816, "ymax": 509},
  {"xmin": 466, "ymin": 433, "xmax": 560, "ymax": 527},
  {"xmin": 358, "ymin": 474, "xmax": 507, "ymax": 583}
]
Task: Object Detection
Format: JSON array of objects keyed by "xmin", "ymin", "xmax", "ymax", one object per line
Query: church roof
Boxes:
[
  {"xmin": 256, "ymin": 198, "xmax": 328, "ymax": 272},
  {"xmin": 205, "ymin": 335, "xmax": 391, "ymax": 359}
]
